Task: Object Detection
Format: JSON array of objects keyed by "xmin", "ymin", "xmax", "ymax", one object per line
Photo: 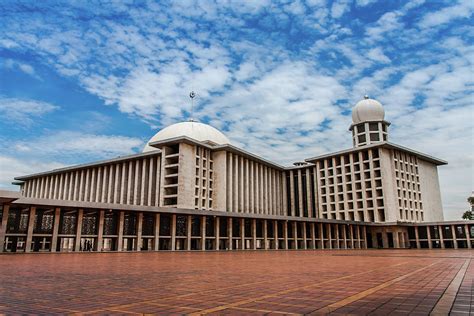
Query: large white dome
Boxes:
[
  {"xmin": 352, "ymin": 96, "xmax": 385, "ymax": 124},
  {"xmin": 143, "ymin": 121, "xmax": 230, "ymax": 152}
]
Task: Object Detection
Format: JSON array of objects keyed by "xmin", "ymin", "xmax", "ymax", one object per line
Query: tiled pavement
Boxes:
[{"xmin": 0, "ymin": 249, "xmax": 472, "ymax": 315}]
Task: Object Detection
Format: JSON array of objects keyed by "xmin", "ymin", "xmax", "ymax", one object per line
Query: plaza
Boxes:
[{"xmin": 0, "ymin": 250, "xmax": 472, "ymax": 315}]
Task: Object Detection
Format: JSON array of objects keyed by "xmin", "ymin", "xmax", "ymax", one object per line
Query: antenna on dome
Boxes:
[
  {"xmin": 189, "ymin": 91, "xmax": 196, "ymax": 122},
  {"xmin": 364, "ymin": 94, "xmax": 369, "ymax": 99}
]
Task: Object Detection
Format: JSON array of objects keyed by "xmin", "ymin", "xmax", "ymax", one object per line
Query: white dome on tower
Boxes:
[
  {"xmin": 352, "ymin": 96, "xmax": 385, "ymax": 124},
  {"xmin": 143, "ymin": 121, "xmax": 230, "ymax": 152}
]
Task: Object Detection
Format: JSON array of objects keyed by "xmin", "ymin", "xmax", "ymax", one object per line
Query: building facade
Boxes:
[{"xmin": 0, "ymin": 97, "xmax": 472, "ymax": 253}]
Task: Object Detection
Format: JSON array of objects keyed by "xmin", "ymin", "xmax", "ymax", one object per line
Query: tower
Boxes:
[{"xmin": 349, "ymin": 95, "xmax": 390, "ymax": 147}]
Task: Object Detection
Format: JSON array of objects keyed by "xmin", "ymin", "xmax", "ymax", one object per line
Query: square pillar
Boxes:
[
  {"xmin": 327, "ymin": 224, "xmax": 332, "ymax": 249},
  {"xmin": 362, "ymin": 226, "xmax": 367, "ymax": 249},
  {"xmin": 310, "ymin": 222, "xmax": 316, "ymax": 249},
  {"xmin": 439, "ymin": 225, "xmax": 445, "ymax": 249},
  {"xmin": 201, "ymin": 216, "xmax": 206, "ymax": 251},
  {"xmin": 263, "ymin": 220, "xmax": 268, "ymax": 250},
  {"xmin": 171, "ymin": 214, "xmax": 176, "ymax": 251},
  {"xmin": 414, "ymin": 226, "xmax": 421, "ymax": 249},
  {"xmin": 51, "ymin": 207, "xmax": 61, "ymax": 252},
  {"xmin": 302, "ymin": 223, "xmax": 307, "ymax": 250},
  {"xmin": 215, "ymin": 217, "xmax": 220, "ymax": 250},
  {"xmin": 25, "ymin": 206, "xmax": 37, "ymax": 252},
  {"xmin": 349, "ymin": 225, "xmax": 354, "ymax": 249},
  {"xmin": 451, "ymin": 225, "xmax": 458, "ymax": 249},
  {"xmin": 117, "ymin": 211, "xmax": 124, "ymax": 251},
  {"xmin": 240, "ymin": 218, "xmax": 245, "ymax": 250},
  {"xmin": 426, "ymin": 226, "xmax": 432, "ymax": 249},
  {"xmin": 273, "ymin": 220, "xmax": 279, "ymax": 250},
  {"xmin": 319, "ymin": 223, "xmax": 324, "ymax": 249},
  {"xmin": 154, "ymin": 213, "xmax": 160, "ymax": 251},
  {"xmin": 252, "ymin": 219, "xmax": 257, "ymax": 250},
  {"xmin": 0, "ymin": 204, "xmax": 10, "ymax": 252},
  {"xmin": 292, "ymin": 222, "xmax": 298, "ymax": 250},
  {"xmin": 465, "ymin": 224, "xmax": 471, "ymax": 249},
  {"xmin": 283, "ymin": 221, "xmax": 288, "ymax": 250},
  {"xmin": 334, "ymin": 224, "xmax": 340, "ymax": 249},
  {"xmin": 73, "ymin": 208, "xmax": 84, "ymax": 252},
  {"xmin": 136, "ymin": 212, "xmax": 144, "ymax": 251},
  {"xmin": 393, "ymin": 230, "xmax": 400, "ymax": 248},
  {"xmin": 96, "ymin": 210, "xmax": 105, "ymax": 251},
  {"xmin": 342, "ymin": 225, "xmax": 347, "ymax": 249},
  {"xmin": 227, "ymin": 218, "xmax": 233, "ymax": 250},
  {"xmin": 186, "ymin": 215, "xmax": 192, "ymax": 250}
]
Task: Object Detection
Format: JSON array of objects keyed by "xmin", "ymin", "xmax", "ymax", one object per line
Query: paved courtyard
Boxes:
[{"xmin": 0, "ymin": 250, "xmax": 472, "ymax": 315}]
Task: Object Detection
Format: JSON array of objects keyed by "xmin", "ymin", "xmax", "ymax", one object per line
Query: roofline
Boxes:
[
  {"xmin": 150, "ymin": 136, "xmax": 287, "ymax": 170},
  {"xmin": 304, "ymin": 142, "xmax": 447, "ymax": 166},
  {"xmin": 14, "ymin": 151, "xmax": 162, "ymax": 181}
]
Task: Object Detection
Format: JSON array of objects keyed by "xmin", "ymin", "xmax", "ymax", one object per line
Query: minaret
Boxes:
[{"xmin": 349, "ymin": 95, "xmax": 390, "ymax": 147}]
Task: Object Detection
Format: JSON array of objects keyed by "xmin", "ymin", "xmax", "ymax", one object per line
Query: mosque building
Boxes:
[{"xmin": 0, "ymin": 96, "xmax": 472, "ymax": 252}]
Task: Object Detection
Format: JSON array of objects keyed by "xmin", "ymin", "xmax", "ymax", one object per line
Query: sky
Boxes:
[{"xmin": 0, "ymin": 0, "xmax": 472, "ymax": 220}]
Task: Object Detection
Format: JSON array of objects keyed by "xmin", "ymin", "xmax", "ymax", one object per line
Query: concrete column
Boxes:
[
  {"xmin": 136, "ymin": 212, "xmax": 143, "ymax": 251},
  {"xmin": 465, "ymin": 224, "xmax": 471, "ymax": 249},
  {"xmin": 252, "ymin": 219, "xmax": 257, "ymax": 250},
  {"xmin": 51, "ymin": 207, "xmax": 61, "ymax": 252},
  {"xmin": 393, "ymin": 230, "xmax": 400, "ymax": 249},
  {"xmin": 342, "ymin": 225, "xmax": 347, "ymax": 249},
  {"xmin": 187, "ymin": 215, "xmax": 192, "ymax": 250},
  {"xmin": 362, "ymin": 226, "xmax": 367, "ymax": 249},
  {"xmin": 451, "ymin": 225, "xmax": 458, "ymax": 249},
  {"xmin": 154, "ymin": 213, "xmax": 160, "ymax": 251},
  {"xmin": 25, "ymin": 206, "xmax": 37, "ymax": 252},
  {"xmin": 227, "ymin": 218, "xmax": 233, "ymax": 250},
  {"xmin": 327, "ymin": 223, "xmax": 332, "ymax": 249},
  {"xmin": 117, "ymin": 211, "xmax": 124, "ymax": 251},
  {"xmin": 283, "ymin": 221, "xmax": 288, "ymax": 250},
  {"xmin": 319, "ymin": 223, "xmax": 324, "ymax": 249},
  {"xmin": 293, "ymin": 222, "xmax": 298, "ymax": 250},
  {"xmin": 240, "ymin": 218, "xmax": 245, "ymax": 250},
  {"xmin": 263, "ymin": 220, "xmax": 268, "ymax": 250},
  {"xmin": 310, "ymin": 223, "xmax": 316, "ymax": 249},
  {"xmin": 0, "ymin": 204, "xmax": 10, "ymax": 252},
  {"xmin": 215, "ymin": 217, "xmax": 220, "ymax": 250},
  {"xmin": 382, "ymin": 228, "xmax": 389, "ymax": 249},
  {"xmin": 349, "ymin": 225, "xmax": 354, "ymax": 249},
  {"xmin": 426, "ymin": 226, "xmax": 432, "ymax": 249},
  {"xmin": 201, "ymin": 216, "xmax": 206, "ymax": 251},
  {"xmin": 439, "ymin": 225, "xmax": 445, "ymax": 249},
  {"xmin": 96, "ymin": 210, "xmax": 105, "ymax": 251},
  {"xmin": 356, "ymin": 226, "xmax": 361, "ymax": 249},
  {"xmin": 334, "ymin": 224, "xmax": 340, "ymax": 249},
  {"xmin": 74, "ymin": 208, "xmax": 84, "ymax": 252},
  {"xmin": 171, "ymin": 214, "xmax": 176, "ymax": 251},
  {"xmin": 302, "ymin": 222, "xmax": 307, "ymax": 250},
  {"xmin": 274, "ymin": 220, "xmax": 279, "ymax": 250},
  {"xmin": 414, "ymin": 226, "xmax": 421, "ymax": 249}
]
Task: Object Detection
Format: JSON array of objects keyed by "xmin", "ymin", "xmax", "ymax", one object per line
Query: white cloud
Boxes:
[
  {"xmin": 11, "ymin": 131, "xmax": 144, "ymax": 159},
  {"xmin": 418, "ymin": 1, "xmax": 474, "ymax": 29},
  {"xmin": 331, "ymin": 0, "xmax": 351, "ymax": 19},
  {"xmin": 2, "ymin": 59, "xmax": 39, "ymax": 79},
  {"xmin": 0, "ymin": 97, "xmax": 58, "ymax": 126},
  {"xmin": 355, "ymin": 0, "xmax": 377, "ymax": 7},
  {"xmin": 0, "ymin": 156, "xmax": 65, "ymax": 190},
  {"xmin": 366, "ymin": 47, "xmax": 391, "ymax": 63}
]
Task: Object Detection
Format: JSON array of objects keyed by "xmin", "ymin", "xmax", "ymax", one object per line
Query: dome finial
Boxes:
[
  {"xmin": 364, "ymin": 94, "xmax": 369, "ymax": 100},
  {"xmin": 189, "ymin": 91, "xmax": 196, "ymax": 122}
]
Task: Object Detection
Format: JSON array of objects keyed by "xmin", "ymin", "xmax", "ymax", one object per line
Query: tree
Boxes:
[{"xmin": 462, "ymin": 210, "xmax": 473, "ymax": 220}]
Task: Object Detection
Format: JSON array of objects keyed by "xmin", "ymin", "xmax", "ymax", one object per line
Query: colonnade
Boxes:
[{"xmin": 0, "ymin": 204, "xmax": 368, "ymax": 253}]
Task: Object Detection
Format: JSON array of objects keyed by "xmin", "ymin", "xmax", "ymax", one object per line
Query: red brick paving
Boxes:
[{"xmin": 0, "ymin": 249, "xmax": 472, "ymax": 315}]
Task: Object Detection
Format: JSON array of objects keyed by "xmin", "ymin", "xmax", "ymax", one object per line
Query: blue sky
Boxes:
[{"xmin": 0, "ymin": 0, "xmax": 472, "ymax": 219}]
